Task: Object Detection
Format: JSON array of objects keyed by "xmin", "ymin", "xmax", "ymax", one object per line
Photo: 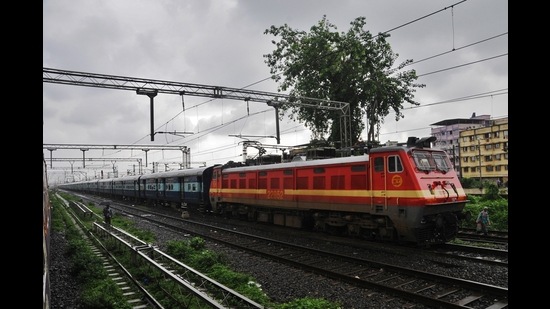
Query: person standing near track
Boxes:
[
  {"xmin": 103, "ymin": 204, "xmax": 113, "ymax": 226},
  {"xmin": 476, "ymin": 207, "xmax": 491, "ymax": 235}
]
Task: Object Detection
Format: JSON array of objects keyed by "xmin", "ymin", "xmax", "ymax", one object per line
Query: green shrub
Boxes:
[
  {"xmin": 464, "ymin": 193, "xmax": 508, "ymax": 231},
  {"xmin": 80, "ymin": 280, "xmax": 132, "ymax": 309},
  {"xmin": 275, "ymin": 297, "xmax": 341, "ymax": 309}
]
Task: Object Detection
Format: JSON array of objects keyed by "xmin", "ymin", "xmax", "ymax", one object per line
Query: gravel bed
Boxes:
[
  {"xmin": 49, "ymin": 203, "xmax": 508, "ymax": 308},
  {"xmin": 49, "ymin": 231, "xmax": 83, "ymax": 309}
]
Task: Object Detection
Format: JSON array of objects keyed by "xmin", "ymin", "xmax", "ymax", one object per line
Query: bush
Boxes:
[
  {"xmin": 275, "ymin": 297, "xmax": 341, "ymax": 309},
  {"xmin": 464, "ymin": 194, "xmax": 508, "ymax": 231}
]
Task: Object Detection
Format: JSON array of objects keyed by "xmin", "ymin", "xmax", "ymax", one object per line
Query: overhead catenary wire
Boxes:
[{"xmin": 57, "ymin": 0, "xmax": 505, "ymax": 170}]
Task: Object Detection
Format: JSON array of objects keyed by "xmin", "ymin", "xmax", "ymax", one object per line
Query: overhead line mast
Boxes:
[{"xmin": 43, "ymin": 67, "xmax": 352, "ymax": 147}]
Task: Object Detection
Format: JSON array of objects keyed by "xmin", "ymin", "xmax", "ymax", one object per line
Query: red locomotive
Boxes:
[
  {"xmin": 208, "ymin": 136, "xmax": 470, "ymax": 244},
  {"xmin": 58, "ymin": 136, "xmax": 470, "ymax": 245}
]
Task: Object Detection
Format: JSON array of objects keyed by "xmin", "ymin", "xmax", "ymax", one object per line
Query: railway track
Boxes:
[
  {"xmin": 432, "ymin": 243, "xmax": 508, "ymax": 267},
  {"xmin": 59, "ymin": 194, "xmax": 264, "ymax": 308},
  {"xmin": 457, "ymin": 228, "xmax": 508, "ymax": 245},
  {"xmin": 98, "ymin": 199, "xmax": 508, "ymax": 309},
  {"xmin": 57, "ymin": 194, "xmax": 159, "ymax": 309}
]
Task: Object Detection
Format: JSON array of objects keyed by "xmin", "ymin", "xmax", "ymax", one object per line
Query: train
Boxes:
[{"xmin": 58, "ymin": 136, "xmax": 471, "ymax": 245}]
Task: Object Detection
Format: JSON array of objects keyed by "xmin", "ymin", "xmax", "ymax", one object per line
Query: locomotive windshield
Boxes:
[{"xmin": 412, "ymin": 150, "xmax": 452, "ymax": 173}]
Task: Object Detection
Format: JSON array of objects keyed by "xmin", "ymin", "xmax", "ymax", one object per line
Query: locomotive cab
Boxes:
[{"xmin": 367, "ymin": 137, "xmax": 469, "ymax": 244}]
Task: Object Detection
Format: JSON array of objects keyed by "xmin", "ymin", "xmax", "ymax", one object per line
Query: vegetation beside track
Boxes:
[
  {"xmin": 51, "ymin": 191, "xmax": 342, "ymax": 308},
  {"xmin": 50, "ymin": 193, "xmax": 132, "ymax": 309},
  {"xmin": 461, "ymin": 183, "xmax": 509, "ymax": 232}
]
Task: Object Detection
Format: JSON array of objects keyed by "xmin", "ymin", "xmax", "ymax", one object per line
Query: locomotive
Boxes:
[{"xmin": 58, "ymin": 136, "xmax": 470, "ymax": 245}]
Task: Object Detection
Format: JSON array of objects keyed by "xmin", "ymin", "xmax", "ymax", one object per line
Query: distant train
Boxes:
[{"xmin": 58, "ymin": 136, "xmax": 471, "ymax": 245}]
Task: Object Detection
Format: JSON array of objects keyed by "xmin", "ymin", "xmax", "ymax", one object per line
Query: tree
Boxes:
[{"xmin": 263, "ymin": 15, "xmax": 425, "ymax": 146}]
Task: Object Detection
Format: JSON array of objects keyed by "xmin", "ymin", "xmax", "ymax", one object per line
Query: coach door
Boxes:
[
  {"xmin": 210, "ymin": 167, "xmax": 223, "ymax": 212},
  {"xmin": 370, "ymin": 154, "xmax": 388, "ymax": 209}
]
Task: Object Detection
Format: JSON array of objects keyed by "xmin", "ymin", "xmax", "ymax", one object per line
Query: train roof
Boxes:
[
  {"xmin": 114, "ymin": 174, "xmax": 141, "ymax": 181},
  {"xmin": 139, "ymin": 166, "xmax": 211, "ymax": 179},
  {"xmin": 219, "ymin": 155, "xmax": 370, "ymax": 172}
]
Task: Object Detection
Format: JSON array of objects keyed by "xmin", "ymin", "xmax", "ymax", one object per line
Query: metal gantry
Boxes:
[
  {"xmin": 43, "ymin": 67, "xmax": 352, "ymax": 147},
  {"xmin": 43, "ymin": 144, "xmax": 190, "ymax": 175}
]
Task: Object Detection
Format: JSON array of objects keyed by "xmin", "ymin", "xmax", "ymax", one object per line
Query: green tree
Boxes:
[{"xmin": 264, "ymin": 15, "xmax": 425, "ymax": 146}]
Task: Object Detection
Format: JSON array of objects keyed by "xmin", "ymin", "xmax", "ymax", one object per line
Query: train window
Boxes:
[
  {"xmin": 351, "ymin": 165, "xmax": 366, "ymax": 172},
  {"xmin": 313, "ymin": 176, "xmax": 325, "ymax": 189},
  {"xmin": 259, "ymin": 171, "xmax": 267, "ymax": 177},
  {"xmin": 432, "ymin": 152, "xmax": 451, "ymax": 172},
  {"xmin": 374, "ymin": 157, "xmax": 384, "ymax": 172},
  {"xmin": 331, "ymin": 175, "xmax": 345, "ymax": 189},
  {"xmin": 388, "ymin": 156, "xmax": 403, "ymax": 172},
  {"xmin": 296, "ymin": 177, "xmax": 308, "ymax": 189},
  {"xmin": 314, "ymin": 167, "xmax": 325, "ymax": 174},
  {"xmin": 351, "ymin": 175, "xmax": 367, "ymax": 189},
  {"xmin": 284, "ymin": 169, "xmax": 293, "ymax": 175},
  {"xmin": 239, "ymin": 173, "xmax": 246, "ymax": 178},
  {"xmin": 412, "ymin": 151, "xmax": 434, "ymax": 172},
  {"xmin": 270, "ymin": 178, "xmax": 280, "ymax": 189}
]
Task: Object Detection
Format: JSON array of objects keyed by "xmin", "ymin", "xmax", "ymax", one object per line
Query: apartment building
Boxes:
[
  {"xmin": 458, "ymin": 118, "xmax": 508, "ymax": 185},
  {"xmin": 430, "ymin": 113, "xmax": 491, "ymax": 177}
]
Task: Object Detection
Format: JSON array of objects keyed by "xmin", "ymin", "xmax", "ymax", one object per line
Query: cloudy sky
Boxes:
[{"xmin": 43, "ymin": 0, "xmax": 508, "ymax": 184}]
